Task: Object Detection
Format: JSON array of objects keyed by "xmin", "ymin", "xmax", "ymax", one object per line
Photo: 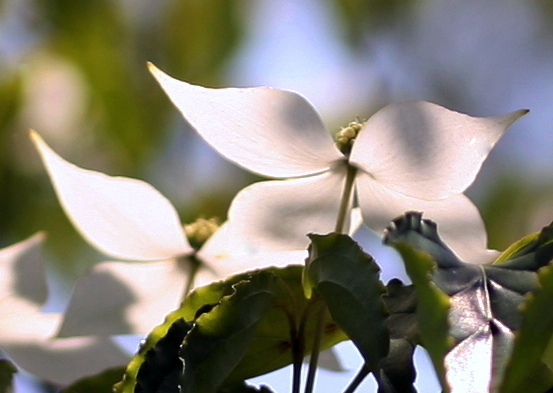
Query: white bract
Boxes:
[
  {"xmin": 0, "ymin": 233, "xmax": 128, "ymax": 385},
  {"xmin": 149, "ymin": 63, "xmax": 527, "ymax": 262},
  {"xmin": 30, "ymin": 131, "xmax": 306, "ymax": 337}
]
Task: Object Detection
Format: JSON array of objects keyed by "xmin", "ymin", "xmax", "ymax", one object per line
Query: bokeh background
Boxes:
[{"xmin": 1, "ymin": 0, "xmax": 553, "ymax": 391}]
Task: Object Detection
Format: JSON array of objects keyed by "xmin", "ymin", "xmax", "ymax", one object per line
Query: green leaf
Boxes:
[
  {"xmin": 500, "ymin": 263, "xmax": 553, "ymax": 393},
  {"xmin": 115, "ymin": 271, "xmax": 252, "ymax": 393},
  {"xmin": 182, "ymin": 267, "xmax": 346, "ymax": 391},
  {"xmin": 386, "ymin": 242, "xmax": 451, "ymax": 392},
  {"xmin": 61, "ymin": 367, "xmax": 126, "ymax": 393},
  {"xmin": 305, "ymin": 233, "xmax": 388, "ymax": 371},
  {"xmin": 494, "ymin": 221, "xmax": 553, "ymax": 271},
  {"xmin": 180, "ymin": 271, "xmax": 276, "ymax": 393},
  {"xmin": 0, "ymin": 360, "xmax": 17, "ymax": 393},
  {"xmin": 305, "ymin": 234, "xmax": 419, "ymax": 391},
  {"xmin": 385, "ymin": 213, "xmax": 553, "ymax": 393},
  {"xmin": 222, "ymin": 267, "xmax": 345, "ymax": 384},
  {"xmin": 116, "ymin": 266, "xmax": 346, "ymax": 393}
]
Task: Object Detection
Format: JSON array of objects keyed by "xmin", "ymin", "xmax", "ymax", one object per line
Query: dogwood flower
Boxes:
[
  {"xmin": 0, "ymin": 233, "xmax": 128, "ymax": 385},
  {"xmin": 30, "ymin": 131, "xmax": 307, "ymax": 337},
  {"xmin": 149, "ymin": 63, "xmax": 528, "ymax": 262}
]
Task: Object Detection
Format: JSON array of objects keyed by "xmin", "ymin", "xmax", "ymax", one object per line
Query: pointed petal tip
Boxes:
[
  {"xmin": 500, "ymin": 108, "xmax": 529, "ymax": 127},
  {"xmin": 146, "ymin": 61, "xmax": 159, "ymax": 75},
  {"xmin": 29, "ymin": 131, "xmax": 54, "ymax": 162},
  {"xmin": 512, "ymin": 108, "xmax": 530, "ymax": 119},
  {"xmin": 29, "ymin": 129, "xmax": 42, "ymax": 145},
  {"xmin": 147, "ymin": 62, "xmax": 171, "ymax": 85}
]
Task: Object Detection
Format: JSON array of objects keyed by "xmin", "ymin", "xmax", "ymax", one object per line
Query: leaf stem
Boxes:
[
  {"xmin": 342, "ymin": 364, "xmax": 370, "ymax": 393},
  {"xmin": 335, "ymin": 165, "xmax": 357, "ymax": 234},
  {"xmin": 289, "ymin": 312, "xmax": 304, "ymax": 393},
  {"xmin": 303, "ymin": 301, "xmax": 326, "ymax": 393}
]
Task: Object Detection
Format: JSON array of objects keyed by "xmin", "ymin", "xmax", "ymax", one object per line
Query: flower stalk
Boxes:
[{"xmin": 335, "ymin": 164, "xmax": 358, "ymax": 234}]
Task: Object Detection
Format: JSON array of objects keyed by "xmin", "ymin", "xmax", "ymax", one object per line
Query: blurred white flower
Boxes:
[
  {"xmin": 150, "ymin": 63, "xmax": 527, "ymax": 262},
  {"xmin": 30, "ymin": 131, "xmax": 306, "ymax": 337},
  {"xmin": 0, "ymin": 233, "xmax": 128, "ymax": 385}
]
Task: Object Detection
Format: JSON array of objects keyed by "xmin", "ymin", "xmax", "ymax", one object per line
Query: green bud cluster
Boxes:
[
  {"xmin": 184, "ymin": 217, "xmax": 220, "ymax": 250},
  {"xmin": 335, "ymin": 120, "xmax": 363, "ymax": 155}
]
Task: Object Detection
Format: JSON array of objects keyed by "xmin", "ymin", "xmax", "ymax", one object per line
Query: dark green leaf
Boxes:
[
  {"xmin": 385, "ymin": 213, "xmax": 553, "ymax": 393},
  {"xmin": 0, "ymin": 359, "xmax": 17, "ymax": 393},
  {"xmin": 383, "ymin": 279, "xmax": 417, "ymax": 343},
  {"xmin": 61, "ymin": 367, "xmax": 126, "ymax": 393},
  {"xmin": 377, "ymin": 339, "xmax": 416, "ymax": 393},
  {"xmin": 305, "ymin": 234, "xmax": 418, "ymax": 392},
  {"xmin": 305, "ymin": 233, "xmax": 388, "ymax": 371},
  {"xmin": 384, "ymin": 212, "xmax": 461, "ymax": 269},
  {"xmin": 378, "ymin": 280, "xmax": 418, "ymax": 393},
  {"xmin": 218, "ymin": 382, "xmax": 275, "ymax": 393}
]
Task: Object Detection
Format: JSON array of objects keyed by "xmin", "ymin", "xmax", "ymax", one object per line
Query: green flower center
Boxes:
[
  {"xmin": 184, "ymin": 217, "xmax": 220, "ymax": 250},
  {"xmin": 335, "ymin": 120, "xmax": 363, "ymax": 156}
]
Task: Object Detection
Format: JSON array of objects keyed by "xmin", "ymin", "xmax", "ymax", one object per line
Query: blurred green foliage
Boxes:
[
  {"xmin": 330, "ymin": 0, "xmax": 416, "ymax": 47},
  {"xmin": 0, "ymin": 0, "xmax": 245, "ymax": 276}
]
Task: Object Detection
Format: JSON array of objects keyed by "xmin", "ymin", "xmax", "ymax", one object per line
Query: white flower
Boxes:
[
  {"xmin": 0, "ymin": 233, "xmax": 128, "ymax": 385},
  {"xmin": 149, "ymin": 63, "xmax": 527, "ymax": 262},
  {"xmin": 30, "ymin": 131, "xmax": 305, "ymax": 337}
]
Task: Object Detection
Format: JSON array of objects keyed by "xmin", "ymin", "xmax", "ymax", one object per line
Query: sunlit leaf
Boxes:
[
  {"xmin": 493, "ymin": 221, "xmax": 553, "ymax": 270},
  {"xmin": 500, "ymin": 262, "xmax": 553, "ymax": 393},
  {"xmin": 385, "ymin": 242, "xmax": 451, "ymax": 392},
  {"xmin": 60, "ymin": 367, "xmax": 126, "ymax": 393},
  {"xmin": 179, "ymin": 272, "xmax": 275, "ymax": 393},
  {"xmin": 116, "ymin": 266, "xmax": 346, "ymax": 393}
]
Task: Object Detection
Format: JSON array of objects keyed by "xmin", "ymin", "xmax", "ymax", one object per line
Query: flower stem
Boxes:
[
  {"xmin": 342, "ymin": 364, "xmax": 370, "ymax": 393},
  {"xmin": 335, "ymin": 165, "xmax": 357, "ymax": 234}
]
